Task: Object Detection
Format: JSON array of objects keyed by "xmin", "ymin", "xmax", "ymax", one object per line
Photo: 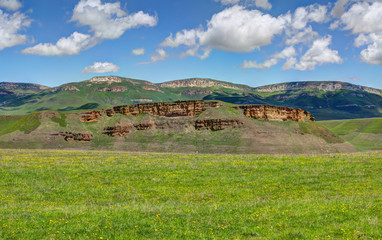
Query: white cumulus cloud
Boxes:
[
  {"xmin": 22, "ymin": 32, "xmax": 92, "ymax": 56},
  {"xmin": 340, "ymin": 1, "xmax": 382, "ymax": 34},
  {"xmin": 291, "ymin": 4, "xmax": 328, "ymax": 30},
  {"xmin": 214, "ymin": 0, "xmax": 272, "ymax": 10},
  {"xmin": 0, "ymin": 9, "xmax": 31, "ymax": 50},
  {"xmin": 162, "ymin": 5, "xmax": 288, "ymax": 55},
  {"xmin": 199, "ymin": 6, "xmax": 286, "ymax": 52},
  {"xmin": 71, "ymin": 0, "xmax": 157, "ymax": 40},
  {"xmin": 242, "ymin": 58, "xmax": 278, "ymax": 69},
  {"xmin": 132, "ymin": 48, "xmax": 145, "ymax": 55},
  {"xmin": 355, "ymin": 32, "xmax": 382, "ymax": 65},
  {"xmin": 81, "ymin": 62, "xmax": 120, "ymax": 73},
  {"xmin": 0, "ymin": 0, "xmax": 21, "ymax": 11},
  {"xmin": 283, "ymin": 36, "xmax": 343, "ymax": 71},
  {"xmin": 150, "ymin": 48, "xmax": 168, "ymax": 62},
  {"xmin": 286, "ymin": 26, "xmax": 319, "ymax": 46}
]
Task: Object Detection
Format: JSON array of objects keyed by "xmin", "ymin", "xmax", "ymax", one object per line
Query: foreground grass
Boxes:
[{"xmin": 1, "ymin": 150, "xmax": 382, "ymax": 239}]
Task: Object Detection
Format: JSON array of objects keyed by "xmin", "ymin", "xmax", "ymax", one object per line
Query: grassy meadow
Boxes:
[{"xmin": 1, "ymin": 150, "xmax": 382, "ymax": 239}]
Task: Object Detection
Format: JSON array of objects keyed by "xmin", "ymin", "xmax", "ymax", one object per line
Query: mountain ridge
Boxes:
[{"xmin": 1, "ymin": 76, "xmax": 382, "ymax": 120}]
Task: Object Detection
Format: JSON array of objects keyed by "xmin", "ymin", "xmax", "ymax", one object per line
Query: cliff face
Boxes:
[
  {"xmin": 236, "ymin": 105, "xmax": 315, "ymax": 122},
  {"xmin": 80, "ymin": 101, "xmax": 315, "ymax": 124},
  {"xmin": 254, "ymin": 81, "xmax": 382, "ymax": 96},
  {"xmin": 80, "ymin": 111, "xmax": 102, "ymax": 122},
  {"xmin": 108, "ymin": 101, "xmax": 223, "ymax": 118},
  {"xmin": 159, "ymin": 78, "xmax": 252, "ymax": 91},
  {"xmin": 0, "ymin": 82, "xmax": 49, "ymax": 91}
]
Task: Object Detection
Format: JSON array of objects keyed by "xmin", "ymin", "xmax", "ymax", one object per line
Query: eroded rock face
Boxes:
[
  {"xmin": 59, "ymin": 132, "xmax": 93, "ymax": 142},
  {"xmin": 89, "ymin": 76, "xmax": 122, "ymax": 84},
  {"xmin": 108, "ymin": 101, "xmax": 222, "ymax": 118},
  {"xmin": 236, "ymin": 105, "xmax": 315, "ymax": 122},
  {"xmin": 159, "ymin": 78, "xmax": 252, "ymax": 91},
  {"xmin": 195, "ymin": 119, "xmax": 244, "ymax": 131},
  {"xmin": 182, "ymin": 89, "xmax": 213, "ymax": 95},
  {"xmin": 102, "ymin": 126, "xmax": 132, "ymax": 136},
  {"xmin": 94, "ymin": 86, "xmax": 127, "ymax": 92},
  {"xmin": 80, "ymin": 111, "xmax": 102, "ymax": 122}
]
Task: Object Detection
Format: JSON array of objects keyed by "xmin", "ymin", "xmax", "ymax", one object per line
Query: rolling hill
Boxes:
[
  {"xmin": 1, "ymin": 76, "xmax": 381, "ymax": 120},
  {"xmin": 319, "ymin": 117, "xmax": 382, "ymax": 151}
]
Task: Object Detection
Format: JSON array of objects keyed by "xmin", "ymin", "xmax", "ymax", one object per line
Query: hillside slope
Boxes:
[
  {"xmin": 319, "ymin": 118, "xmax": 382, "ymax": 151},
  {"xmin": 0, "ymin": 101, "xmax": 354, "ymax": 154}
]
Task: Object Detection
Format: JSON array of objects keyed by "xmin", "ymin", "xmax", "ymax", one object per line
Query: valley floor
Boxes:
[{"xmin": 1, "ymin": 150, "xmax": 381, "ymax": 239}]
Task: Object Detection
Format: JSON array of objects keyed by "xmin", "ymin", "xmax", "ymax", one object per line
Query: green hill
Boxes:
[{"xmin": 319, "ymin": 118, "xmax": 382, "ymax": 151}]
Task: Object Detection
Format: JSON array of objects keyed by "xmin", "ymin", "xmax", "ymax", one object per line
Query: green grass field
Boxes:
[{"xmin": 1, "ymin": 150, "xmax": 382, "ymax": 239}]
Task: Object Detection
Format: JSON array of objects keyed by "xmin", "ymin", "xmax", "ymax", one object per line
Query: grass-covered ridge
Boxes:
[
  {"xmin": 319, "ymin": 118, "xmax": 382, "ymax": 151},
  {"xmin": 0, "ymin": 150, "xmax": 381, "ymax": 239}
]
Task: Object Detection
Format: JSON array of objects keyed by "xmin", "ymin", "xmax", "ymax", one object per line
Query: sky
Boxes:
[{"xmin": 0, "ymin": 0, "xmax": 382, "ymax": 89}]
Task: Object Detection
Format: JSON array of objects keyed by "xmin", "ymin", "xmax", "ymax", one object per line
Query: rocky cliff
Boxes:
[
  {"xmin": 0, "ymin": 82, "xmax": 49, "ymax": 91},
  {"xmin": 108, "ymin": 100, "xmax": 223, "ymax": 118},
  {"xmin": 236, "ymin": 105, "xmax": 315, "ymax": 122},
  {"xmin": 254, "ymin": 81, "xmax": 382, "ymax": 96},
  {"xmin": 159, "ymin": 78, "xmax": 252, "ymax": 91}
]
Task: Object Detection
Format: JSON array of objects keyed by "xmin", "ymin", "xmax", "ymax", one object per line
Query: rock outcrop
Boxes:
[
  {"xmin": 108, "ymin": 101, "xmax": 222, "ymax": 118},
  {"xmin": 159, "ymin": 78, "xmax": 252, "ymax": 91},
  {"xmin": 88, "ymin": 76, "xmax": 122, "ymax": 84},
  {"xmin": 102, "ymin": 126, "xmax": 132, "ymax": 136},
  {"xmin": 236, "ymin": 105, "xmax": 315, "ymax": 122},
  {"xmin": 59, "ymin": 132, "xmax": 93, "ymax": 142},
  {"xmin": 195, "ymin": 119, "xmax": 243, "ymax": 131},
  {"xmin": 94, "ymin": 86, "xmax": 127, "ymax": 92},
  {"xmin": 182, "ymin": 89, "xmax": 213, "ymax": 95},
  {"xmin": 80, "ymin": 111, "xmax": 102, "ymax": 122}
]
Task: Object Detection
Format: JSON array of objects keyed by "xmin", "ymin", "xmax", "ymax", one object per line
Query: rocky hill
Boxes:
[
  {"xmin": 0, "ymin": 100, "xmax": 354, "ymax": 154},
  {"xmin": 254, "ymin": 81, "xmax": 382, "ymax": 96},
  {"xmin": 159, "ymin": 78, "xmax": 252, "ymax": 91},
  {"xmin": 1, "ymin": 76, "xmax": 381, "ymax": 120}
]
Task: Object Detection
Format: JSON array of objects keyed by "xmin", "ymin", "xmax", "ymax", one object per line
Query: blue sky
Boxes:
[{"xmin": 0, "ymin": 0, "xmax": 382, "ymax": 89}]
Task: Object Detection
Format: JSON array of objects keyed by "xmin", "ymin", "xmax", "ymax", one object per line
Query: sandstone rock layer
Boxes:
[{"xmin": 236, "ymin": 105, "xmax": 315, "ymax": 122}]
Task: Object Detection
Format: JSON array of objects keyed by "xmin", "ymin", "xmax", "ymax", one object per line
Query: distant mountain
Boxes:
[
  {"xmin": 254, "ymin": 81, "xmax": 382, "ymax": 96},
  {"xmin": 0, "ymin": 76, "xmax": 381, "ymax": 120}
]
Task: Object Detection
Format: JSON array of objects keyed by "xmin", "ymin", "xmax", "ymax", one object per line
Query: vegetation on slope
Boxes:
[
  {"xmin": 319, "ymin": 118, "xmax": 382, "ymax": 151},
  {"xmin": 0, "ymin": 150, "xmax": 381, "ymax": 239}
]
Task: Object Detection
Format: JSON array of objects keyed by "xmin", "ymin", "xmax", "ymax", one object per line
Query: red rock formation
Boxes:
[
  {"xmin": 109, "ymin": 101, "xmax": 222, "ymax": 118},
  {"xmin": 195, "ymin": 119, "xmax": 243, "ymax": 131},
  {"xmin": 102, "ymin": 126, "xmax": 132, "ymax": 137},
  {"xmin": 59, "ymin": 132, "xmax": 93, "ymax": 142},
  {"xmin": 236, "ymin": 105, "xmax": 315, "ymax": 122},
  {"xmin": 80, "ymin": 111, "xmax": 102, "ymax": 122},
  {"xmin": 94, "ymin": 86, "xmax": 127, "ymax": 92}
]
